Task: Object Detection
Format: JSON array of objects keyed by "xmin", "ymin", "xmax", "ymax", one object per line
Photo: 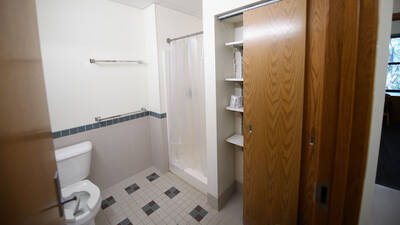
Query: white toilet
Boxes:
[{"xmin": 55, "ymin": 141, "xmax": 101, "ymax": 225}]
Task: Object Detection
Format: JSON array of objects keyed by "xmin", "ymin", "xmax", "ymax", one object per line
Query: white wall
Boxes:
[
  {"xmin": 36, "ymin": 0, "xmax": 204, "ymax": 188},
  {"xmin": 234, "ymin": 25, "xmax": 244, "ymax": 184},
  {"xmin": 359, "ymin": 0, "xmax": 393, "ymax": 224},
  {"xmin": 143, "ymin": 4, "xmax": 162, "ymax": 114},
  {"xmin": 155, "ymin": 5, "xmax": 203, "ymax": 113},
  {"xmin": 147, "ymin": 4, "xmax": 202, "ymax": 174},
  {"xmin": 203, "ymin": 0, "xmax": 261, "ymax": 198},
  {"xmin": 143, "ymin": 4, "xmax": 202, "ymax": 115},
  {"xmin": 36, "ymin": 0, "xmax": 148, "ymax": 132},
  {"xmin": 53, "ymin": 117, "xmax": 153, "ymax": 189}
]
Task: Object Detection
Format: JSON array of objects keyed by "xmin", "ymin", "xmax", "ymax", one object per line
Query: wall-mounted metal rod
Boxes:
[
  {"xmin": 217, "ymin": 0, "xmax": 280, "ymax": 20},
  {"xmin": 167, "ymin": 31, "xmax": 203, "ymax": 44},
  {"xmin": 89, "ymin": 58, "xmax": 143, "ymax": 64},
  {"xmin": 95, "ymin": 108, "xmax": 147, "ymax": 122}
]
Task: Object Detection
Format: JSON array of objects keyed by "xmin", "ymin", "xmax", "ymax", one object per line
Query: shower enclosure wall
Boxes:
[{"xmin": 164, "ymin": 34, "xmax": 207, "ymax": 193}]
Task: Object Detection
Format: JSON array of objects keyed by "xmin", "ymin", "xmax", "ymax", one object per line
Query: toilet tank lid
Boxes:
[{"xmin": 55, "ymin": 141, "xmax": 92, "ymax": 162}]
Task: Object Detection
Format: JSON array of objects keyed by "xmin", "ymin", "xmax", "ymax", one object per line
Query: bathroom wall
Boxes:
[
  {"xmin": 149, "ymin": 5, "xmax": 203, "ymax": 174},
  {"xmin": 154, "ymin": 5, "xmax": 203, "ymax": 114},
  {"xmin": 36, "ymin": 0, "xmax": 154, "ymax": 190},
  {"xmin": 53, "ymin": 117, "xmax": 152, "ymax": 190},
  {"xmin": 145, "ymin": 4, "xmax": 202, "ymax": 115},
  {"xmin": 36, "ymin": 0, "xmax": 148, "ymax": 132},
  {"xmin": 144, "ymin": 4, "xmax": 162, "ymax": 115},
  {"xmin": 234, "ymin": 25, "xmax": 244, "ymax": 185},
  {"xmin": 36, "ymin": 0, "xmax": 202, "ymax": 189}
]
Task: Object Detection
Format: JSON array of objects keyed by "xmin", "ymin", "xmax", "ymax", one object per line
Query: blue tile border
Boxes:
[
  {"xmin": 150, "ymin": 111, "xmax": 167, "ymax": 119},
  {"xmin": 52, "ymin": 111, "xmax": 166, "ymax": 139}
]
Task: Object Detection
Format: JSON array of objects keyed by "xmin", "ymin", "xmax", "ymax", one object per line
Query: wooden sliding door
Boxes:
[{"xmin": 243, "ymin": 0, "xmax": 307, "ymax": 225}]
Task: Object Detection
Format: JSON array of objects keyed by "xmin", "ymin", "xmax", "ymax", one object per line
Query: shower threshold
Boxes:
[{"xmin": 169, "ymin": 163, "xmax": 208, "ymax": 194}]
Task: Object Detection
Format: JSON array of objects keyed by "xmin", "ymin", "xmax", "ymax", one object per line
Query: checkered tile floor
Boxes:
[{"xmin": 95, "ymin": 167, "xmax": 242, "ymax": 225}]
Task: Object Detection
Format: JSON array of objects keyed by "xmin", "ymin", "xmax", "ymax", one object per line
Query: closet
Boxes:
[
  {"xmin": 215, "ymin": 0, "xmax": 306, "ymax": 225},
  {"xmin": 213, "ymin": 0, "xmax": 379, "ymax": 224}
]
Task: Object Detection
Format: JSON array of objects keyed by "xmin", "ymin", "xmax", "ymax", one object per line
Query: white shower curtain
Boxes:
[{"xmin": 165, "ymin": 35, "xmax": 207, "ymax": 180}]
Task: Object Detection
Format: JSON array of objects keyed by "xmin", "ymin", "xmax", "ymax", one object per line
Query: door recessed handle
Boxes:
[
  {"xmin": 249, "ymin": 124, "xmax": 253, "ymax": 133},
  {"xmin": 314, "ymin": 182, "xmax": 329, "ymax": 210}
]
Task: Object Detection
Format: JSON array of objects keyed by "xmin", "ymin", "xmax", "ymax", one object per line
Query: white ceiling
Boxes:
[{"xmin": 108, "ymin": 0, "xmax": 202, "ymax": 18}]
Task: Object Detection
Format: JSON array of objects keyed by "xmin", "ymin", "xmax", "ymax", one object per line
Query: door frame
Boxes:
[{"xmin": 299, "ymin": 0, "xmax": 382, "ymax": 224}]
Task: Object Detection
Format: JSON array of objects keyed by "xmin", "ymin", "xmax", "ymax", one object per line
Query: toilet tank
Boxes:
[{"xmin": 55, "ymin": 141, "xmax": 92, "ymax": 188}]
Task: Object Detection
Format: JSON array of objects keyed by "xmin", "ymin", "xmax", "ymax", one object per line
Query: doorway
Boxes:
[{"xmin": 373, "ymin": 3, "xmax": 400, "ymax": 224}]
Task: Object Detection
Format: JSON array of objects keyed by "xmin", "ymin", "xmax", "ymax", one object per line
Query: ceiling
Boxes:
[{"xmin": 108, "ymin": 0, "xmax": 203, "ymax": 18}]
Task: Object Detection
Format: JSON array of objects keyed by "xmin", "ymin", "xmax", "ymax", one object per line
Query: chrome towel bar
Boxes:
[
  {"xmin": 89, "ymin": 58, "xmax": 143, "ymax": 64},
  {"xmin": 95, "ymin": 108, "xmax": 147, "ymax": 122}
]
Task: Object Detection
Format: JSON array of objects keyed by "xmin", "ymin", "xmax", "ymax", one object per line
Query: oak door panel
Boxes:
[
  {"xmin": 0, "ymin": 1, "xmax": 63, "ymax": 224},
  {"xmin": 243, "ymin": 0, "xmax": 307, "ymax": 225}
]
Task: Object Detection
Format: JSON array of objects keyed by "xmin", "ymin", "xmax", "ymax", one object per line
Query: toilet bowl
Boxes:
[
  {"xmin": 55, "ymin": 141, "xmax": 101, "ymax": 225},
  {"xmin": 62, "ymin": 180, "xmax": 101, "ymax": 225}
]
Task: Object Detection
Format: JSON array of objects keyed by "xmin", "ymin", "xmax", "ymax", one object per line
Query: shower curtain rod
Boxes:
[{"xmin": 166, "ymin": 31, "xmax": 203, "ymax": 44}]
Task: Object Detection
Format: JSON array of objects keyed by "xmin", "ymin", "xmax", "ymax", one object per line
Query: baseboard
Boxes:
[
  {"xmin": 235, "ymin": 180, "xmax": 243, "ymax": 193},
  {"xmin": 207, "ymin": 193, "xmax": 219, "ymax": 210},
  {"xmin": 207, "ymin": 181, "xmax": 236, "ymax": 211}
]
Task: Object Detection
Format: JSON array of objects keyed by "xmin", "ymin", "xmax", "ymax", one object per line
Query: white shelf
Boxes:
[
  {"xmin": 225, "ymin": 40, "xmax": 243, "ymax": 48},
  {"xmin": 226, "ymin": 106, "xmax": 243, "ymax": 113},
  {"xmin": 226, "ymin": 134, "xmax": 244, "ymax": 147},
  {"xmin": 225, "ymin": 77, "xmax": 243, "ymax": 82}
]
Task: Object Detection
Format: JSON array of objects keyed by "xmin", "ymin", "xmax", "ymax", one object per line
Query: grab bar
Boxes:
[
  {"xmin": 89, "ymin": 58, "xmax": 144, "ymax": 64},
  {"xmin": 95, "ymin": 108, "xmax": 147, "ymax": 122}
]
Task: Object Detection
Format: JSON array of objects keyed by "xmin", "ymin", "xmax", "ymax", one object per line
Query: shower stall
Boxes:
[{"xmin": 164, "ymin": 33, "xmax": 207, "ymax": 193}]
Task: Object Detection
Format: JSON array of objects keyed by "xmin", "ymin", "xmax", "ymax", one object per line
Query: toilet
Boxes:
[{"xmin": 55, "ymin": 141, "xmax": 101, "ymax": 225}]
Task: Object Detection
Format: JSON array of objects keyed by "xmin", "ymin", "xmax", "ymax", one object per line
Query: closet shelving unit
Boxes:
[
  {"xmin": 224, "ymin": 77, "xmax": 243, "ymax": 82},
  {"xmin": 224, "ymin": 37, "xmax": 244, "ymax": 149},
  {"xmin": 225, "ymin": 134, "xmax": 244, "ymax": 147},
  {"xmin": 225, "ymin": 106, "xmax": 244, "ymax": 113}
]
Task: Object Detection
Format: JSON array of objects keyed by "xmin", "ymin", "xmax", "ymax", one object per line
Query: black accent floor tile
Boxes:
[
  {"xmin": 101, "ymin": 196, "xmax": 116, "ymax": 210},
  {"xmin": 146, "ymin": 172, "xmax": 160, "ymax": 182},
  {"xmin": 164, "ymin": 186, "xmax": 180, "ymax": 199},
  {"xmin": 142, "ymin": 200, "xmax": 160, "ymax": 216},
  {"xmin": 117, "ymin": 218, "xmax": 132, "ymax": 225},
  {"xmin": 125, "ymin": 183, "xmax": 140, "ymax": 194},
  {"xmin": 189, "ymin": 205, "xmax": 208, "ymax": 222}
]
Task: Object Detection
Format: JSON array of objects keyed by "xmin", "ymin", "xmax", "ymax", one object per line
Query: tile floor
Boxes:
[{"xmin": 95, "ymin": 167, "xmax": 243, "ymax": 225}]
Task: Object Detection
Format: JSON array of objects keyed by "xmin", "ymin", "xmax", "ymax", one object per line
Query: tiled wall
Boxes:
[{"xmin": 53, "ymin": 111, "xmax": 168, "ymax": 190}]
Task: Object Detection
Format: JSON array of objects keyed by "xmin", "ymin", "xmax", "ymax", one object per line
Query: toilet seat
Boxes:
[{"xmin": 61, "ymin": 180, "xmax": 101, "ymax": 225}]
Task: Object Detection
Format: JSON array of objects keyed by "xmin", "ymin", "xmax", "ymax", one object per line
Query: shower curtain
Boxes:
[{"xmin": 165, "ymin": 35, "xmax": 207, "ymax": 181}]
